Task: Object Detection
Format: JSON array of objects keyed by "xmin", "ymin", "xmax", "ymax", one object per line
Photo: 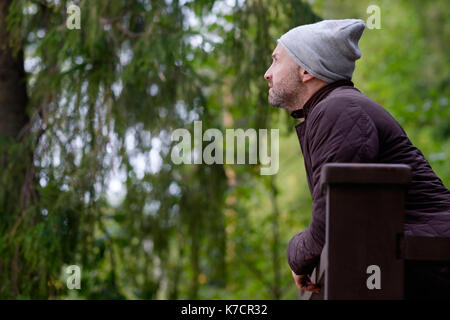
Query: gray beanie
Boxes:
[{"xmin": 277, "ymin": 19, "xmax": 366, "ymax": 83}]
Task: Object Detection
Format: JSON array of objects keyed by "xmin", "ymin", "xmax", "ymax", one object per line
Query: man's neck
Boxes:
[{"xmin": 291, "ymin": 81, "xmax": 329, "ymax": 122}]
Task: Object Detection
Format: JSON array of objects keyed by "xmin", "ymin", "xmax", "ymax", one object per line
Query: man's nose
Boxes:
[{"xmin": 264, "ymin": 69, "xmax": 271, "ymax": 81}]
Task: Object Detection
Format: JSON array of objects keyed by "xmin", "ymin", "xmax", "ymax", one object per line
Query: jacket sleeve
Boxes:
[{"xmin": 287, "ymin": 98, "xmax": 380, "ymax": 275}]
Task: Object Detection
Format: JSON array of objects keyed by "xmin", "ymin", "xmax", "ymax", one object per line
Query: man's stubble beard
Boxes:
[{"xmin": 268, "ymin": 70, "xmax": 304, "ymax": 113}]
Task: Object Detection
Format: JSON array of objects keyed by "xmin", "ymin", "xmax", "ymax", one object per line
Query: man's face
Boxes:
[{"xmin": 264, "ymin": 43, "xmax": 303, "ymax": 111}]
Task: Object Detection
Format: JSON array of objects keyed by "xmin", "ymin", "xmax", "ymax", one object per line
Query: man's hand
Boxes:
[{"xmin": 291, "ymin": 270, "xmax": 320, "ymax": 293}]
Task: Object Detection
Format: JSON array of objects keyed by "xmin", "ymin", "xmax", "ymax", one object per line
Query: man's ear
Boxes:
[{"xmin": 298, "ymin": 67, "xmax": 314, "ymax": 83}]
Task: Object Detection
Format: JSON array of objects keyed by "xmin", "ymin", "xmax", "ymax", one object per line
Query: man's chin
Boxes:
[
  {"xmin": 268, "ymin": 97, "xmax": 286, "ymax": 110},
  {"xmin": 268, "ymin": 91, "xmax": 286, "ymax": 109}
]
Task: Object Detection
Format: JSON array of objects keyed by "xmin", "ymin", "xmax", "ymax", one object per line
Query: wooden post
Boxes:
[{"xmin": 322, "ymin": 163, "xmax": 412, "ymax": 299}]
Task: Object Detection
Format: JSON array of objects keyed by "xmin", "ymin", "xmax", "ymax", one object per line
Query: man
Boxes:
[{"xmin": 264, "ymin": 19, "xmax": 450, "ymax": 298}]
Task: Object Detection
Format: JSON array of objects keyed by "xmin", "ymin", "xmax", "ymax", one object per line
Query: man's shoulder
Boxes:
[
  {"xmin": 305, "ymin": 86, "xmax": 385, "ymax": 142},
  {"xmin": 309, "ymin": 87, "xmax": 367, "ymax": 122}
]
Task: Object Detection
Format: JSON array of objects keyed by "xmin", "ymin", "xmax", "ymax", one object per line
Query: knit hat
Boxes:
[{"xmin": 277, "ymin": 19, "xmax": 366, "ymax": 83}]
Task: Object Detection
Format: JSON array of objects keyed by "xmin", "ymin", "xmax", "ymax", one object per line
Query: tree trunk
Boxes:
[
  {"xmin": 0, "ymin": 0, "xmax": 30, "ymax": 298},
  {"xmin": 0, "ymin": 0, "xmax": 29, "ymax": 139}
]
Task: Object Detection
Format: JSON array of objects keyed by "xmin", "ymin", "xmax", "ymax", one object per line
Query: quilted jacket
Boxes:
[{"xmin": 287, "ymin": 80, "xmax": 450, "ymax": 296}]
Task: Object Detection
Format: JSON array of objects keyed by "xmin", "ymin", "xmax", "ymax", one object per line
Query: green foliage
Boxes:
[{"xmin": 0, "ymin": 0, "xmax": 448, "ymax": 300}]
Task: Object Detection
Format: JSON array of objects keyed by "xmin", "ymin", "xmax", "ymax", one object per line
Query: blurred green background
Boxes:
[{"xmin": 0, "ymin": 0, "xmax": 448, "ymax": 299}]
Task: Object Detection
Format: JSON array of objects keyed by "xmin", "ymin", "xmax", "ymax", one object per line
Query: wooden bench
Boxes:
[{"xmin": 299, "ymin": 163, "xmax": 450, "ymax": 300}]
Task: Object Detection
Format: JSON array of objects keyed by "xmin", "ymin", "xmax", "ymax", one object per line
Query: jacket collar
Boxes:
[{"xmin": 290, "ymin": 79, "xmax": 354, "ymax": 122}]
